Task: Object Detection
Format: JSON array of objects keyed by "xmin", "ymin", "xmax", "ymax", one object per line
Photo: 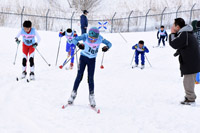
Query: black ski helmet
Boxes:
[
  {"xmin": 66, "ymin": 28, "xmax": 72, "ymax": 33},
  {"xmin": 66, "ymin": 28, "xmax": 72, "ymax": 36},
  {"xmin": 23, "ymin": 20, "xmax": 32, "ymax": 28}
]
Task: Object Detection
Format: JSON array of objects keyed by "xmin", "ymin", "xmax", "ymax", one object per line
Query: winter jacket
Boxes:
[
  {"xmin": 169, "ymin": 25, "xmax": 200, "ymax": 76},
  {"xmin": 80, "ymin": 14, "xmax": 88, "ymax": 28},
  {"xmin": 157, "ymin": 30, "xmax": 168, "ymax": 39},
  {"xmin": 132, "ymin": 44, "xmax": 149, "ymax": 53}
]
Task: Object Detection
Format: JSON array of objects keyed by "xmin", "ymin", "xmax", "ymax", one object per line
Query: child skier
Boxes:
[
  {"xmin": 15, "ymin": 20, "xmax": 41, "ymax": 80},
  {"xmin": 191, "ymin": 20, "xmax": 200, "ymax": 84},
  {"xmin": 157, "ymin": 25, "xmax": 168, "ymax": 47},
  {"xmin": 132, "ymin": 40, "xmax": 149, "ymax": 69},
  {"xmin": 59, "ymin": 28, "xmax": 78, "ymax": 69},
  {"xmin": 67, "ymin": 27, "xmax": 112, "ymax": 107}
]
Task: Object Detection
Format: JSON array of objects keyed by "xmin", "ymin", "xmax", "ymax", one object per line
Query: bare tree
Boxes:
[{"xmin": 72, "ymin": 0, "xmax": 101, "ymax": 11}]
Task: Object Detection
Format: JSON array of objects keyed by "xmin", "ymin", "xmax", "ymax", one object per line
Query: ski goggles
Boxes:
[{"xmin": 88, "ymin": 36, "xmax": 98, "ymax": 41}]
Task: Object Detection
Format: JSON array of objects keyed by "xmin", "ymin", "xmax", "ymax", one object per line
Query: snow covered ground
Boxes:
[{"xmin": 0, "ymin": 27, "xmax": 200, "ymax": 133}]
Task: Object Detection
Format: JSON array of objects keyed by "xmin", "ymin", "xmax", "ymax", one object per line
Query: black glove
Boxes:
[
  {"xmin": 32, "ymin": 43, "xmax": 38, "ymax": 48},
  {"xmin": 174, "ymin": 50, "xmax": 180, "ymax": 57},
  {"xmin": 166, "ymin": 38, "xmax": 168, "ymax": 41},
  {"xmin": 102, "ymin": 46, "xmax": 109, "ymax": 52},
  {"xmin": 15, "ymin": 37, "xmax": 20, "ymax": 45},
  {"xmin": 77, "ymin": 43, "xmax": 84, "ymax": 50}
]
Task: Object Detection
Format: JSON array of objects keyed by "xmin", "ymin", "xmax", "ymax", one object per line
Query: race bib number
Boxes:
[
  {"xmin": 88, "ymin": 47, "xmax": 98, "ymax": 54},
  {"xmin": 25, "ymin": 39, "xmax": 32, "ymax": 44}
]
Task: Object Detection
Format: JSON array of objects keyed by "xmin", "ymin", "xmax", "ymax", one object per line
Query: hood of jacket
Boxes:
[{"xmin": 178, "ymin": 25, "xmax": 193, "ymax": 33}]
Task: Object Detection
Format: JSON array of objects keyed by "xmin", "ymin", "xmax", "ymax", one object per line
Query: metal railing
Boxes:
[{"xmin": 0, "ymin": 4, "xmax": 200, "ymax": 33}]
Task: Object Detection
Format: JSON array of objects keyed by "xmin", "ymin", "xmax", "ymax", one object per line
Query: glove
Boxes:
[
  {"xmin": 134, "ymin": 45, "xmax": 138, "ymax": 49},
  {"xmin": 102, "ymin": 46, "xmax": 109, "ymax": 52},
  {"xmin": 15, "ymin": 37, "xmax": 20, "ymax": 45},
  {"xmin": 59, "ymin": 32, "xmax": 63, "ymax": 37},
  {"xmin": 32, "ymin": 43, "xmax": 38, "ymax": 48},
  {"xmin": 59, "ymin": 29, "xmax": 63, "ymax": 37},
  {"xmin": 77, "ymin": 43, "xmax": 84, "ymax": 50},
  {"xmin": 174, "ymin": 50, "xmax": 180, "ymax": 57},
  {"xmin": 166, "ymin": 38, "xmax": 168, "ymax": 41}
]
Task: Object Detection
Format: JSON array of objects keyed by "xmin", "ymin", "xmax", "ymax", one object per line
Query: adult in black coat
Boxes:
[
  {"xmin": 80, "ymin": 10, "xmax": 88, "ymax": 34},
  {"xmin": 169, "ymin": 18, "xmax": 200, "ymax": 105}
]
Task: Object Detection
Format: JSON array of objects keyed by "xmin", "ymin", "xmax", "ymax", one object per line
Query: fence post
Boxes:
[
  {"xmin": 189, "ymin": 3, "xmax": 196, "ymax": 24},
  {"xmin": 160, "ymin": 7, "xmax": 167, "ymax": 27},
  {"xmin": 144, "ymin": 8, "xmax": 151, "ymax": 32},
  {"xmin": 176, "ymin": 6, "xmax": 181, "ymax": 18},
  {"xmin": 111, "ymin": 12, "xmax": 116, "ymax": 33},
  {"xmin": 46, "ymin": 9, "xmax": 50, "ymax": 31},
  {"xmin": 127, "ymin": 10, "xmax": 133, "ymax": 32},
  {"xmin": 71, "ymin": 12, "xmax": 75, "ymax": 29},
  {"xmin": 21, "ymin": 6, "xmax": 25, "ymax": 28}
]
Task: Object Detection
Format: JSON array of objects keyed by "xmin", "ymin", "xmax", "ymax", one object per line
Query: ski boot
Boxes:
[
  {"xmin": 132, "ymin": 64, "xmax": 138, "ymax": 69},
  {"xmin": 30, "ymin": 72, "xmax": 35, "ymax": 80},
  {"xmin": 89, "ymin": 94, "xmax": 96, "ymax": 108},
  {"xmin": 70, "ymin": 63, "xmax": 74, "ymax": 70},
  {"xmin": 21, "ymin": 71, "xmax": 27, "ymax": 79},
  {"xmin": 68, "ymin": 91, "xmax": 77, "ymax": 105},
  {"xmin": 141, "ymin": 65, "xmax": 145, "ymax": 69}
]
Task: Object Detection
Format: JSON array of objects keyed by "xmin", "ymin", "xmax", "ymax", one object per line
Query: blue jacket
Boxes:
[
  {"xmin": 80, "ymin": 14, "xmax": 88, "ymax": 28},
  {"xmin": 132, "ymin": 44, "xmax": 149, "ymax": 53},
  {"xmin": 59, "ymin": 30, "xmax": 77, "ymax": 44},
  {"xmin": 72, "ymin": 33, "xmax": 112, "ymax": 58},
  {"xmin": 157, "ymin": 30, "xmax": 168, "ymax": 39}
]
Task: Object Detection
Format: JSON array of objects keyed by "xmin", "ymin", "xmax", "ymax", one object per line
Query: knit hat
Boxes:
[
  {"xmin": 89, "ymin": 27, "xmax": 99, "ymax": 38},
  {"xmin": 191, "ymin": 20, "xmax": 198, "ymax": 32}
]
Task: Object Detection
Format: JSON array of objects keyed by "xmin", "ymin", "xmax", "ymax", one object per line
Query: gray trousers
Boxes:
[{"xmin": 183, "ymin": 73, "xmax": 197, "ymax": 101}]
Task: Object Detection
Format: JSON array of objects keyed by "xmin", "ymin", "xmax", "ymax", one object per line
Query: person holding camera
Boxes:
[{"xmin": 169, "ymin": 18, "xmax": 200, "ymax": 105}]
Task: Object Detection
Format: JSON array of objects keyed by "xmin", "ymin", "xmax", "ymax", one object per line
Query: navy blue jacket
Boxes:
[{"xmin": 80, "ymin": 14, "xmax": 88, "ymax": 28}]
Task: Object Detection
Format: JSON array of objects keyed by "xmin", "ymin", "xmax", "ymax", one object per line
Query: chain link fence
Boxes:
[{"xmin": 0, "ymin": 4, "xmax": 200, "ymax": 33}]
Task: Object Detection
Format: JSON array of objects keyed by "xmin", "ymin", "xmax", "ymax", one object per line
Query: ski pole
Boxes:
[
  {"xmin": 13, "ymin": 44, "xmax": 19, "ymax": 65},
  {"xmin": 35, "ymin": 48, "xmax": 51, "ymax": 66},
  {"xmin": 75, "ymin": 46, "xmax": 79, "ymax": 69},
  {"xmin": 145, "ymin": 55, "xmax": 152, "ymax": 67},
  {"xmin": 130, "ymin": 52, "xmax": 135, "ymax": 65},
  {"xmin": 100, "ymin": 52, "xmax": 105, "ymax": 69},
  {"xmin": 59, "ymin": 48, "xmax": 80, "ymax": 69},
  {"xmin": 61, "ymin": 55, "xmax": 70, "ymax": 66},
  {"xmin": 119, "ymin": 32, "xmax": 128, "ymax": 43},
  {"xmin": 55, "ymin": 32, "xmax": 62, "ymax": 66}
]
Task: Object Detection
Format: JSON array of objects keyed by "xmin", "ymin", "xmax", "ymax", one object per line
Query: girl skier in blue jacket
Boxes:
[{"xmin": 67, "ymin": 27, "xmax": 112, "ymax": 107}]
